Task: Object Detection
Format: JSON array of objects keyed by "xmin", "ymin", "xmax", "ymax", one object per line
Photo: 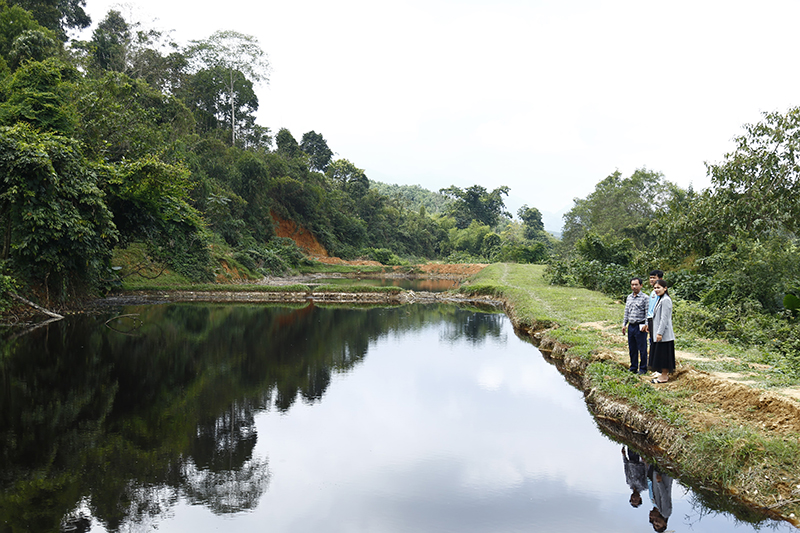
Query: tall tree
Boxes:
[
  {"xmin": 7, "ymin": 0, "xmax": 90, "ymax": 40},
  {"xmin": 440, "ymin": 184, "xmax": 510, "ymax": 229},
  {"xmin": 88, "ymin": 9, "xmax": 129, "ymax": 72},
  {"xmin": 275, "ymin": 128, "xmax": 302, "ymax": 159},
  {"xmin": 326, "ymin": 158, "xmax": 368, "ymax": 197},
  {"xmin": 183, "ymin": 65, "xmax": 257, "ymax": 139},
  {"xmin": 300, "ymin": 130, "xmax": 333, "ymax": 172},
  {"xmin": 185, "ymin": 31, "xmax": 269, "ymax": 145},
  {"xmin": 517, "ymin": 204, "xmax": 544, "ymax": 239},
  {"xmin": 561, "ymin": 168, "xmax": 675, "ymax": 249}
]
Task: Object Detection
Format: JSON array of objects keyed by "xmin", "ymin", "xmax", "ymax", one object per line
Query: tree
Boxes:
[
  {"xmin": 326, "ymin": 158, "xmax": 368, "ymax": 197},
  {"xmin": 705, "ymin": 107, "xmax": 800, "ymax": 238},
  {"xmin": 300, "ymin": 130, "xmax": 333, "ymax": 172},
  {"xmin": 105, "ymin": 155, "xmax": 212, "ymax": 281},
  {"xmin": 185, "ymin": 31, "xmax": 269, "ymax": 145},
  {"xmin": 7, "ymin": 0, "xmax": 90, "ymax": 40},
  {"xmin": 7, "ymin": 29, "xmax": 59, "ymax": 69},
  {"xmin": 183, "ymin": 65, "xmax": 257, "ymax": 139},
  {"xmin": 0, "ymin": 57, "xmax": 78, "ymax": 134},
  {"xmin": 73, "ymin": 70, "xmax": 195, "ymax": 163},
  {"xmin": 0, "ymin": 123, "xmax": 117, "ymax": 298},
  {"xmin": 561, "ymin": 168, "xmax": 675, "ymax": 249},
  {"xmin": 440, "ymin": 184, "xmax": 510, "ymax": 229},
  {"xmin": 275, "ymin": 128, "xmax": 302, "ymax": 159},
  {"xmin": 517, "ymin": 204, "xmax": 544, "ymax": 240},
  {"xmin": 0, "ymin": 2, "xmax": 59, "ymax": 64},
  {"xmin": 88, "ymin": 9, "xmax": 130, "ymax": 72}
]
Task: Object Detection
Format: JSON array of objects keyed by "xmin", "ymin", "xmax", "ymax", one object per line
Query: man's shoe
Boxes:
[{"xmin": 637, "ymin": 369, "xmax": 647, "ymax": 375}]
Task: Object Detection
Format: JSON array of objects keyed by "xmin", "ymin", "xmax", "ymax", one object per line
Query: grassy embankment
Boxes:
[{"xmin": 459, "ymin": 263, "xmax": 800, "ymax": 526}]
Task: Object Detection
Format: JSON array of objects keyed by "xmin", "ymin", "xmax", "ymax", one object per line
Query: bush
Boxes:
[
  {"xmin": 497, "ymin": 242, "xmax": 548, "ymax": 264},
  {"xmin": 544, "ymin": 259, "xmax": 575, "ymax": 286},
  {"xmin": 665, "ymin": 269, "xmax": 710, "ymax": 302},
  {"xmin": 259, "ymin": 250, "xmax": 290, "ymax": 275},
  {"xmin": 363, "ymin": 247, "xmax": 403, "ymax": 265},
  {"xmin": 266, "ymin": 237, "xmax": 307, "ymax": 266},
  {"xmin": 697, "ymin": 237, "xmax": 796, "ymax": 313},
  {"xmin": 0, "ymin": 273, "xmax": 17, "ymax": 313},
  {"xmin": 544, "ymin": 257, "xmax": 634, "ymax": 299}
]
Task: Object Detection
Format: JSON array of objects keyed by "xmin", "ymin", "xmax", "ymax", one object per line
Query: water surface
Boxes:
[{"xmin": 0, "ymin": 303, "xmax": 792, "ymax": 532}]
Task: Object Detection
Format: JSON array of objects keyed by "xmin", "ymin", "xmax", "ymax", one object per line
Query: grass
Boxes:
[
  {"xmin": 584, "ymin": 361, "xmax": 687, "ymax": 425},
  {"xmin": 297, "ymin": 262, "xmax": 385, "ymax": 274},
  {"xmin": 461, "ymin": 263, "xmax": 623, "ymax": 359}
]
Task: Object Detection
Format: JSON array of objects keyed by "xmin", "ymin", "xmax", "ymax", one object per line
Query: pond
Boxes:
[{"xmin": 0, "ymin": 303, "xmax": 794, "ymax": 532}]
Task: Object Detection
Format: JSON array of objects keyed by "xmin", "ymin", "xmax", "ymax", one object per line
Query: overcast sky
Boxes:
[{"xmin": 81, "ymin": 0, "xmax": 800, "ymax": 230}]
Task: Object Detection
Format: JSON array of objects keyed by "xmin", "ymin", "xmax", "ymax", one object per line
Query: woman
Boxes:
[{"xmin": 649, "ymin": 279, "xmax": 675, "ymax": 384}]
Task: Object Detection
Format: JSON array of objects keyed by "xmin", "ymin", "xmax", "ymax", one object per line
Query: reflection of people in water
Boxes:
[
  {"xmin": 647, "ymin": 463, "xmax": 673, "ymax": 532},
  {"xmin": 621, "ymin": 446, "xmax": 647, "ymax": 507}
]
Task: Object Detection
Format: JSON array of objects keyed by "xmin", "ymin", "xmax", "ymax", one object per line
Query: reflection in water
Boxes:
[
  {"xmin": 621, "ymin": 446, "xmax": 674, "ymax": 532},
  {"xmin": 647, "ymin": 463, "xmax": 674, "ymax": 532},
  {"xmin": 0, "ymin": 303, "xmax": 794, "ymax": 532},
  {"xmin": 622, "ymin": 446, "xmax": 647, "ymax": 509},
  {"xmin": 440, "ymin": 310, "xmax": 505, "ymax": 345},
  {"xmin": 0, "ymin": 303, "xmax": 502, "ymax": 532},
  {"xmin": 183, "ymin": 400, "xmax": 269, "ymax": 514}
]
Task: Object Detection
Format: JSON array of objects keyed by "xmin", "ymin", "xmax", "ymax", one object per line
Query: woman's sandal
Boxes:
[{"xmin": 650, "ymin": 378, "xmax": 668, "ymax": 384}]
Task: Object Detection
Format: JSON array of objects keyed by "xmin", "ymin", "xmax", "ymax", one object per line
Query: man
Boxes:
[
  {"xmin": 621, "ymin": 446, "xmax": 647, "ymax": 508},
  {"xmin": 644, "ymin": 269, "xmax": 664, "ymax": 370},
  {"xmin": 623, "ymin": 277, "xmax": 649, "ymax": 373}
]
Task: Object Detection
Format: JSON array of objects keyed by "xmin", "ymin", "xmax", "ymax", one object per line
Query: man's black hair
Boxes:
[{"xmin": 649, "ymin": 270, "xmax": 664, "ymax": 278}]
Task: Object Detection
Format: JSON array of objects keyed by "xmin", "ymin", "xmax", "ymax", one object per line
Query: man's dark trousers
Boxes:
[{"xmin": 627, "ymin": 323, "xmax": 648, "ymax": 372}]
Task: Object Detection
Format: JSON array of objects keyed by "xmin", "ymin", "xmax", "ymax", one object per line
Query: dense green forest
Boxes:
[
  {"xmin": 0, "ymin": 0, "xmax": 552, "ymax": 306},
  {"xmin": 1, "ymin": 0, "xmax": 798, "ymax": 369}
]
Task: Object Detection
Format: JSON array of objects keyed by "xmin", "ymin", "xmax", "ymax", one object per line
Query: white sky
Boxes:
[{"xmin": 81, "ymin": 0, "xmax": 800, "ymax": 230}]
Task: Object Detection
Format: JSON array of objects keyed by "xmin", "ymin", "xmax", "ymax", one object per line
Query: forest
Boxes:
[
  {"xmin": 0, "ymin": 0, "xmax": 552, "ymax": 307},
  {"xmin": 0, "ymin": 1, "xmax": 798, "ymax": 365}
]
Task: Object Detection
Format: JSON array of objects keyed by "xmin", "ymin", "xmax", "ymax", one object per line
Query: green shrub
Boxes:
[
  {"xmin": 543, "ymin": 259, "xmax": 575, "ymax": 286},
  {"xmin": 0, "ymin": 273, "xmax": 17, "ymax": 313},
  {"xmin": 232, "ymin": 251, "xmax": 258, "ymax": 272},
  {"xmin": 363, "ymin": 247, "xmax": 403, "ymax": 265},
  {"xmin": 665, "ymin": 269, "xmax": 710, "ymax": 302},
  {"xmin": 497, "ymin": 242, "xmax": 548, "ymax": 264}
]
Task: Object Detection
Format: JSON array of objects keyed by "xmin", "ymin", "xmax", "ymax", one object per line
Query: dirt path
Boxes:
[{"xmin": 581, "ymin": 319, "xmax": 800, "ymax": 436}]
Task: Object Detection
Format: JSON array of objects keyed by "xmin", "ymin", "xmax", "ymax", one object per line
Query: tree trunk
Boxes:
[
  {"xmin": 9, "ymin": 292, "xmax": 64, "ymax": 319},
  {"xmin": 230, "ymin": 68, "xmax": 236, "ymax": 145}
]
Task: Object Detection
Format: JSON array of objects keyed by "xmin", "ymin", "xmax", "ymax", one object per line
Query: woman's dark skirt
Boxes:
[{"xmin": 649, "ymin": 340, "xmax": 675, "ymax": 372}]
